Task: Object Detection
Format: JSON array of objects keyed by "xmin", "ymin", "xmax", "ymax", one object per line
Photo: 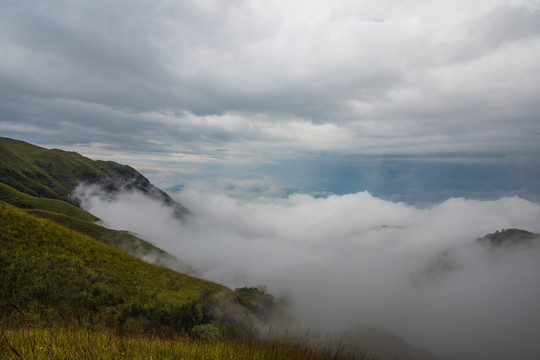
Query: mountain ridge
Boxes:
[
  {"xmin": 0, "ymin": 165, "xmax": 192, "ymax": 274},
  {"xmin": 0, "ymin": 136, "xmax": 189, "ymax": 219},
  {"xmin": 0, "ymin": 136, "xmax": 275, "ymax": 340}
]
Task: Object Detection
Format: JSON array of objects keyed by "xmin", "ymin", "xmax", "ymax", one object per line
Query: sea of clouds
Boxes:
[{"xmin": 75, "ymin": 179, "xmax": 540, "ymax": 360}]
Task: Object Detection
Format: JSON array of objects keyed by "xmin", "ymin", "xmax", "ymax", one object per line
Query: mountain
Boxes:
[
  {"xmin": 24, "ymin": 207, "xmax": 194, "ymax": 274},
  {"xmin": 0, "ymin": 201, "xmax": 255, "ymax": 335},
  {"xmin": 0, "ymin": 180, "xmax": 98, "ymax": 222},
  {"xmin": 477, "ymin": 228, "xmax": 540, "ymax": 246},
  {"xmin": 414, "ymin": 228, "xmax": 540, "ymax": 286},
  {"xmin": 0, "ymin": 137, "xmax": 276, "ymax": 337},
  {"xmin": 342, "ymin": 326, "xmax": 439, "ymax": 360},
  {"xmin": 0, "ymin": 157, "xmax": 192, "ymax": 274},
  {"xmin": 0, "ymin": 137, "xmax": 189, "ymax": 218}
]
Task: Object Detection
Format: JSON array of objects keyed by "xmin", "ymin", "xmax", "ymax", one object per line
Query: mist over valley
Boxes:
[{"xmin": 75, "ymin": 178, "xmax": 540, "ymax": 360}]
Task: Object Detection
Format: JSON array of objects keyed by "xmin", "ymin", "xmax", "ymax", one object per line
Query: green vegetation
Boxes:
[
  {"xmin": 0, "ymin": 137, "xmax": 123, "ymax": 203},
  {"xmin": 24, "ymin": 208, "xmax": 193, "ymax": 274},
  {"xmin": 234, "ymin": 287, "xmax": 276, "ymax": 323},
  {"xmin": 0, "ymin": 137, "xmax": 189, "ymax": 217},
  {"xmin": 0, "ymin": 202, "xmax": 244, "ymax": 335},
  {"xmin": 0, "ymin": 138, "xmax": 238, "ymax": 336},
  {"xmin": 0, "ymin": 182, "xmax": 98, "ymax": 222},
  {"xmin": 0, "ymin": 136, "xmax": 193, "ymax": 272},
  {"xmin": 0, "ymin": 323, "xmax": 357, "ymax": 360},
  {"xmin": 0, "ymin": 180, "xmax": 192, "ymax": 273}
]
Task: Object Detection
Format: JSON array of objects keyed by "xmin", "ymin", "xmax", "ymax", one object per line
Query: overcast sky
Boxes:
[{"xmin": 1, "ymin": 0, "xmax": 540, "ymax": 199}]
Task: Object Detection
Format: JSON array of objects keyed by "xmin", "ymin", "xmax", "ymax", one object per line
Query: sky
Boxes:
[
  {"xmin": 1, "ymin": 0, "xmax": 540, "ymax": 201},
  {"xmin": 2, "ymin": 2, "xmax": 540, "ymax": 359}
]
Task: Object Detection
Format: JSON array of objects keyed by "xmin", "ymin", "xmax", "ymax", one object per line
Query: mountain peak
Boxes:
[
  {"xmin": 0, "ymin": 137, "xmax": 189, "ymax": 218},
  {"xmin": 478, "ymin": 228, "xmax": 540, "ymax": 246}
]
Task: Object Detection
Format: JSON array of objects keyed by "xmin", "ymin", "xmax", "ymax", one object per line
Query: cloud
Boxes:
[
  {"xmin": 75, "ymin": 182, "xmax": 540, "ymax": 360},
  {"xmin": 1, "ymin": 0, "xmax": 540, "ymax": 170}
]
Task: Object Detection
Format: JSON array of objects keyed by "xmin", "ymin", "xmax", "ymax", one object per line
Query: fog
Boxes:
[{"xmin": 75, "ymin": 182, "xmax": 540, "ymax": 360}]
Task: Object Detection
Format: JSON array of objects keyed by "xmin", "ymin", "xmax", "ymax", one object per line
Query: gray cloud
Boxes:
[
  {"xmin": 75, "ymin": 182, "xmax": 540, "ymax": 360},
  {"xmin": 1, "ymin": 0, "xmax": 540, "ymax": 199},
  {"xmin": 2, "ymin": 1, "xmax": 539, "ymax": 145}
]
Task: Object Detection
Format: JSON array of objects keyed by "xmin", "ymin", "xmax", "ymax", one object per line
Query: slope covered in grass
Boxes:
[
  {"xmin": 0, "ymin": 324, "xmax": 362, "ymax": 360},
  {"xmin": 0, "ymin": 181, "xmax": 98, "ymax": 222},
  {"xmin": 0, "ymin": 180, "xmax": 192, "ymax": 272},
  {"xmin": 25, "ymin": 208, "xmax": 193, "ymax": 274},
  {"xmin": 0, "ymin": 201, "xmax": 248, "ymax": 335},
  {"xmin": 0, "ymin": 137, "xmax": 117, "ymax": 202},
  {"xmin": 0, "ymin": 137, "xmax": 189, "ymax": 217}
]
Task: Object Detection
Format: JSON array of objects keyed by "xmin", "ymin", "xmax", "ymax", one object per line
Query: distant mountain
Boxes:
[
  {"xmin": 477, "ymin": 228, "xmax": 540, "ymax": 246},
  {"xmin": 0, "ymin": 137, "xmax": 189, "ymax": 219},
  {"xmin": 343, "ymin": 326, "xmax": 439, "ymax": 360},
  {"xmin": 414, "ymin": 228, "xmax": 540, "ymax": 285}
]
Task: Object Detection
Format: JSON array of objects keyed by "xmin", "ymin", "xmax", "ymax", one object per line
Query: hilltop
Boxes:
[
  {"xmin": 0, "ymin": 137, "xmax": 189, "ymax": 218},
  {"xmin": 0, "ymin": 160, "xmax": 192, "ymax": 274},
  {"xmin": 478, "ymin": 228, "xmax": 540, "ymax": 246}
]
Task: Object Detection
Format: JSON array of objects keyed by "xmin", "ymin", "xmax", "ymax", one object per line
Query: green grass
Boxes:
[
  {"xmin": 0, "ymin": 137, "xmax": 113, "ymax": 203},
  {"xmin": 23, "ymin": 208, "xmax": 193, "ymax": 274},
  {"xmin": 0, "ymin": 201, "xmax": 246, "ymax": 336},
  {"xmin": 0, "ymin": 182, "xmax": 98, "ymax": 222},
  {"xmin": 0, "ymin": 137, "xmax": 178, "ymax": 209},
  {"xmin": 0, "ymin": 322, "xmax": 361, "ymax": 360},
  {"xmin": 0, "ymin": 136, "xmax": 192, "ymax": 272},
  {"xmin": 0, "ymin": 176, "xmax": 192, "ymax": 274}
]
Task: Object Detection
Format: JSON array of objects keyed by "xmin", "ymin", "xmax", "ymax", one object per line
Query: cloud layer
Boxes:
[
  {"xmin": 1, "ymin": 0, "xmax": 540, "ymax": 175},
  {"xmin": 76, "ymin": 182, "xmax": 540, "ymax": 360}
]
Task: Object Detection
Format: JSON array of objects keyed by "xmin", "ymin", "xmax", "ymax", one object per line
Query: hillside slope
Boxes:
[
  {"xmin": 0, "ymin": 137, "xmax": 275, "ymax": 337},
  {"xmin": 25, "ymin": 208, "xmax": 193, "ymax": 274},
  {"xmin": 0, "ymin": 181, "xmax": 98, "ymax": 222},
  {"xmin": 0, "ymin": 201, "xmax": 250, "ymax": 335},
  {"xmin": 0, "ymin": 180, "xmax": 192, "ymax": 273},
  {"xmin": 0, "ymin": 137, "xmax": 189, "ymax": 218}
]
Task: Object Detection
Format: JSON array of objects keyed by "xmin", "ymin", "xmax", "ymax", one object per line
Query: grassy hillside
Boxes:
[
  {"xmin": 0, "ymin": 137, "xmax": 189, "ymax": 217},
  {"xmin": 25, "ymin": 208, "xmax": 193, "ymax": 274},
  {"xmin": 0, "ymin": 180, "xmax": 193, "ymax": 272},
  {"xmin": 0, "ymin": 181, "xmax": 98, "ymax": 222},
  {"xmin": 0, "ymin": 136, "xmax": 196, "ymax": 280},
  {"xmin": 0, "ymin": 201, "xmax": 246, "ymax": 335},
  {"xmin": 0, "ymin": 137, "xmax": 118, "ymax": 202},
  {"xmin": 1, "ymin": 325, "xmax": 356, "ymax": 360}
]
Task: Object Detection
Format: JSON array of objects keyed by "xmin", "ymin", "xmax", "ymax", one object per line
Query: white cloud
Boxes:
[
  {"xmin": 2, "ymin": 0, "xmax": 540, "ymax": 163},
  {"xmin": 76, "ymin": 182, "xmax": 540, "ymax": 360}
]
